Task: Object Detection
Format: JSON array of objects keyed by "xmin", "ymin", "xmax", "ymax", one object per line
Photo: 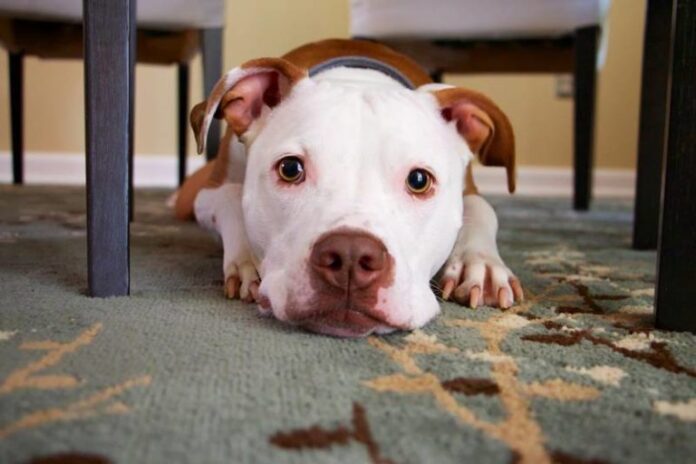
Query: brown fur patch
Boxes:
[
  {"xmin": 282, "ymin": 38, "xmax": 432, "ymax": 87},
  {"xmin": 174, "ymin": 127, "xmax": 234, "ymax": 221},
  {"xmin": 434, "ymin": 87, "xmax": 516, "ymax": 193},
  {"xmin": 174, "ymin": 161, "xmax": 215, "ymax": 221},
  {"xmin": 240, "ymin": 57, "xmax": 308, "ymax": 85},
  {"xmin": 193, "ymin": 57, "xmax": 306, "ymax": 155},
  {"xmin": 189, "ymin": 100, "xmax": 207, "ymax": 151}
]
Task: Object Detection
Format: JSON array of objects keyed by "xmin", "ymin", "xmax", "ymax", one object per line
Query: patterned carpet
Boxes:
[{"xmin": 0, "ymin": 185, "xmax": 694, "ymax": 464}]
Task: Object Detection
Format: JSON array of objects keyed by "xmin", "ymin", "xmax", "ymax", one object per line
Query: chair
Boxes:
[
  {"xmin": 351, "ymin": 0, "xmax": 610, "ymax": 210},
  {"xmin": 1, "ymin": 0, "xmax": 224, "ymax": 297},
  {"xmin": 0, "ymin": 0, "xmax": 224, "ymax": 187}
]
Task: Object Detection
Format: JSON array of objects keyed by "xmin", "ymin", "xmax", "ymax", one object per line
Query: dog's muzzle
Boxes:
[{"xmin": 294, "ymin": 229, "xmax": 396, "ymax": 337}]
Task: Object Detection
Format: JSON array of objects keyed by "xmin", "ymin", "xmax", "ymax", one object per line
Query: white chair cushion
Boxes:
[
  {"xmin": 0, "ymin": 0, "xmax": 224, "ymax": 29},
  {"xmin": 351, "ymin": 0, "xmax": 611, "ymax": 39}
]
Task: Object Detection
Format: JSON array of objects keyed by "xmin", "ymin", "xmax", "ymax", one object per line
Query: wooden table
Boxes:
[{"xmin": 82, "ymin": 0, "xmax": 695, "ymax": 332}]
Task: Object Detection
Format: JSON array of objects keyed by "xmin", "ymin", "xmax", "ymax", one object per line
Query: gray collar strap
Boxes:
[{"xmin": 308, "ymin": 55, "xmax": 415, "ymax": 89}]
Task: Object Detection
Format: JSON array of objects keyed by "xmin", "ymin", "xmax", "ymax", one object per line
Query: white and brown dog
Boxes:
[{"xmin": 175, "ymin": 39, "xmax": 523, "ymax": 337}]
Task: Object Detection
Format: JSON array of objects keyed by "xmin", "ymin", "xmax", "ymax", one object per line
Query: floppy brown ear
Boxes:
[
  {"xmin": 195, "ymin": 57, "xmax": 307, "ymax": 154},
  {"xmin": 190, "ymin": 100, "xmax": 207, "ymax": 152},
  {"xmin": 433, "ymin": 87, "xmax": 516, "ymax": 193}
]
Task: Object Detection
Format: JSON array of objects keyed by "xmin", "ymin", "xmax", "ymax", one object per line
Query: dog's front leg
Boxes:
[
  {"xmin": 440, "ymin": 194, "xmax": 523, "ymax": 309},
  {"xmin": 194, "ymin": 184, "xmax": 260, "ymax": 302}
]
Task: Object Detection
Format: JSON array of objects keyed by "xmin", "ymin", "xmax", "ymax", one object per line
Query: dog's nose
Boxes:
[{"xmin": 310, "ymin": 232, "xmax": 389, "ymax": 290}]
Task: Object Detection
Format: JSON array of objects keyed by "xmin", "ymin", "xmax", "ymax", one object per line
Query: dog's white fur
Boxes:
[{"xmin": 193, "ymin": 66, "xmax": 518, "ymax": 333}]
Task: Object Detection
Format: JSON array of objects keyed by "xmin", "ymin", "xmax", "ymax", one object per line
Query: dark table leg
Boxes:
[
  {"xmin": 83, "ymin": 0, "xmax": 135, "ymax": 297},
  {"xmin": 573, "ymin": 26, "xmax": 599, "ymax": 211},
  {"xmin": 201, "ymin": 28, "xmax": 223, "ymax": 160},
  {"xmin": 177, "ymin": 63, "xmax": 189, "ymax": 185},
  {"xmin": 9, "ymin": 51, "xmax": 24, "ymax": 185},
  {"xmin": 633, "ymin": 0, "xmax": 674, "ymax": 250},
  {"xmin": 655, "ymin": 0, "xmax": 696, "ymax": 332}
]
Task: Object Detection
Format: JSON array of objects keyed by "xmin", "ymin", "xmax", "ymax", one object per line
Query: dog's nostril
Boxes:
[
  {"xmin": 316, "ymin": 251, "xmax": 344, "ymax": 271},
  {"xmin": 327, "ymin": 253, "xmax": 342, "ymax": 271},
  {"xmin": 358, "ymin": 255, "xmax": 375, "ymax": 271},
  {"xmin": 358, "ymin": 250, "xmax": 385, "ymax": 272}
]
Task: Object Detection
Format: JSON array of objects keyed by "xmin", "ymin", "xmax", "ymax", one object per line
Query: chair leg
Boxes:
[
  {"xmin": 429, "ymin": 69, "xmax": 444, "ymax": 83},
  {"xmin": 177, "ymin": 63, "xmax": 189, "ymax": 185},
  {"xmin": 632, "ymin": 0, "xmax": 674, "ymax": 250},
  {"xmin": 201, "ymin": 28, "xmax": 223, "ymax": 161},
  {"xmin": 128, "ymin": 16, "xmax": 136, "ymax": 223},
  {"xmin": 655, "ymin": 0, "xmax": 695, "ymax": 333},
  {"xmin": 9, "ymin": 51, "xmax": 24, "ymax": 185},
  {"xmin": 573, "ymin": 26, "xmax": 599, "ymax": 211},
  {"xmin": 83, "ymin": 0, "xmax": 135, "ymax": 297}
]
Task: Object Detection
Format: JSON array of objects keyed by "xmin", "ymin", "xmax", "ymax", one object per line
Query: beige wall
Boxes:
[
  {"xmin": 449, "ymin": 0, "xmax": 646, "ymax": 168},
  {"xmin": 0, "ymin": 0, "xmax": 645, "ymax": 169}
]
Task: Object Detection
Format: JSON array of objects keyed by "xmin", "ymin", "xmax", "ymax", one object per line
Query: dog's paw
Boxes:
[
  {"xmin": 439, "ymin": 252, "xmax": 523, "ymax": 309},
  {"xmin": 223, "ymin": 260, "xmax": 260, "ymax": 303}
]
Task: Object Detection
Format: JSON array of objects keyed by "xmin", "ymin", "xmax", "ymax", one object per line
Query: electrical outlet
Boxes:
[{"xmin": 555, "ymin": 75, "xmax": 574, "ymax": 98}]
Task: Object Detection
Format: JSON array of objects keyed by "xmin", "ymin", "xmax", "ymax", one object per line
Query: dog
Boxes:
[{"xmin": 175, "ymin": 39, "xmax": 523, "ymax": 337}]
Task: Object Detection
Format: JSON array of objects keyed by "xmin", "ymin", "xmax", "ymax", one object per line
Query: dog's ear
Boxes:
[
  {"xmin": 190, "ymin": 100, "xmax": 207, "ymax": 150},
  {"xmin": 194, "ymin": 58, "xmax": 307, "ymax": 154},
  {"xmin": 431, "ymin": 87, "xmax": 516, "ymax": 193}
]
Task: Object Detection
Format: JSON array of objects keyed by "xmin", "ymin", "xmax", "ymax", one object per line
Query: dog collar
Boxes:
[{"xmin": 308, "ymin": 56, "xmax": 415, "ymax": 89}]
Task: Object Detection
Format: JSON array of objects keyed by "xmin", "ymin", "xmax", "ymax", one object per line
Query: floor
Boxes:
[{"xmin": 0, "ymin": 186, "xmax": 694, "ymax": 464}]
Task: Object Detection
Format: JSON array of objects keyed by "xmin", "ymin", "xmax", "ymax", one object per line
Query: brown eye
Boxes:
[
  {"xmin": 406, "ymin": 168, "xmax": 433, "ymax": 194},
  {"xmin": 277, "ymin": 156, "xmax": 305, "ymax": 183}
]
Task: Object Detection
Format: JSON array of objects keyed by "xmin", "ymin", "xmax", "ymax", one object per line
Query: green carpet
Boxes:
[{"xmin": 0, "ymin": 185, "xmax": 694, "ymax": 464}]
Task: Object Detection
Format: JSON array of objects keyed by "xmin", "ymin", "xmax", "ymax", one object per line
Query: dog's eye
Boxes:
[
  {"xmin": 406, "ymin": 168, "xmax": 433, "ymax": 195},
  {"xmin": 277, "ymin": 156, "xmax": 305, "ymax": 183}
]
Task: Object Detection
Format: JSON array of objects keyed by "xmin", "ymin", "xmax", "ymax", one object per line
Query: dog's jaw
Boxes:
[
  {"xmin": 298, "ymin": 310, "xmax": 392, "ymax": 338},
  {"xmin": 251, "ymin": 254, "xmax": 450, "ymax": 338}
]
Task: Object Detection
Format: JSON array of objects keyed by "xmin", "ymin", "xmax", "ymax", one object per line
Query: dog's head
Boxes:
[{"xmin": 193, "ymin": 58, "xmax": 514, "ymax": 337}]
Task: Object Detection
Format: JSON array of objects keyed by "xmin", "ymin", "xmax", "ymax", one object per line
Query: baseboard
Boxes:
[
  {"xmin": 0, "ymin": 152, "xmax": 636, "ymax": 197},
  {"xmin": 472, "ymin": 165, "xmax": 635, "ymax": 198},
  {"xmin": 0, "ymin": 152, "xmax": 206, "ymax": 188}
]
